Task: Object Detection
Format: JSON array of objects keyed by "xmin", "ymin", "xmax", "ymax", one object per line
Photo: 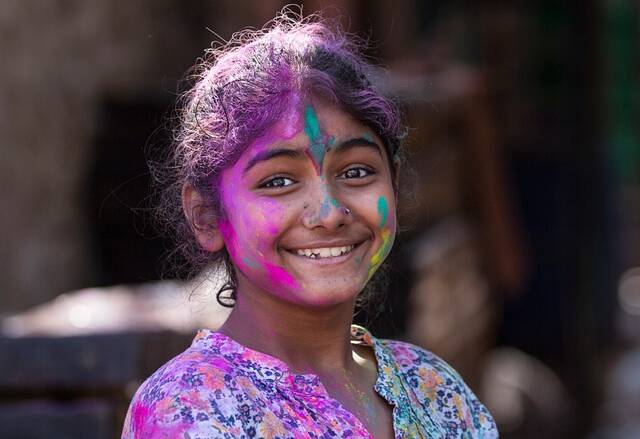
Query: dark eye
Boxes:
[
  {"xmin": 261, "ymin": 176, "xmax": 295, "ymax": 188},
  {"xmin": 341, "ymin": 167, "xmax": 374, "ymax": 179}
]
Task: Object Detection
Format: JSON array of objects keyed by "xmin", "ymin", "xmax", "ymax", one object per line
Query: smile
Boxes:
[{"xmin": 295, "ymin": 245, "xmax": 355, "ymax": 259}]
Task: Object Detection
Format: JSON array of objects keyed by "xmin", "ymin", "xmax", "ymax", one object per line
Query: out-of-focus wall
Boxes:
[{"xmin": 0, "ymin": 1, "xmax": 206, "ymax": 312}]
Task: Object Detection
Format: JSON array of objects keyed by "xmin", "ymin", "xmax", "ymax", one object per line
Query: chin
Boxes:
[{"xmin": 289, "ymin": 283, "xmax": 363, "ymax": 308}]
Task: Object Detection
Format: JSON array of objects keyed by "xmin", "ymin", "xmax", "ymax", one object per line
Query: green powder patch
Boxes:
[
  {"xmin": 304, "ymin": 105, "xmax": 325, "ymax": 170},
  {"xmin": 377, "ymin": 196, "xmax": 388, "ymax": 228}
]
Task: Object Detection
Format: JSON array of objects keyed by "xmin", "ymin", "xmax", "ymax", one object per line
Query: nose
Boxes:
[{"xmin": 302, "ymin": 182, "xmax": 352, "ymax": 230}]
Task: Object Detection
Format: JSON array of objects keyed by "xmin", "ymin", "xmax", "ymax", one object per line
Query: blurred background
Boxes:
[{"xmin": 0, "ymin": 1, "xmax": 639, "ymax": 438}]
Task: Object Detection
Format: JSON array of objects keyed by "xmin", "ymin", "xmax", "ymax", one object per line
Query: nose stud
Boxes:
[{"xmin": 341, "ymin": 207, "xmax": 351, "ymax": 216}]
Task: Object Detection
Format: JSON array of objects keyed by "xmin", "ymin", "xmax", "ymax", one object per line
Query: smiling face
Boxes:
[{"xmin": 216, "ymin": 96, "xmax": 397, "ymax": 308}]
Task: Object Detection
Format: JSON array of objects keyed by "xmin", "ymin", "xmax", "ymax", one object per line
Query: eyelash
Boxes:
[
  {"xmin": 259, "ymin": 166, "xmax": 375, "ymax": 189},
  {"xmin": 261, "ymin": 176, "xmax": 295, "ymax": 188},
  {"xmin": 339, "ymin": 166, "xmax": 375, "ymax": 179}
]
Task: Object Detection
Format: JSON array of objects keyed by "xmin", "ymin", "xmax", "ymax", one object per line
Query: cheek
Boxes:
[
  {"xmin": 221, "ymin": 194, "xmax": 290, "ymax": 256},
  {"xmin": 218, "ymin": 219, "xmax": 241, "ymax": 264},
  {"xmin": 220, "ymin": 216, "xmax": 300, "ymax": 291},
  {"xmin": 224, "ymin": 196, "xmax": 285, "ymax": 250},
  {"xmin": 257, "ymin": 198, "xmax": 285, "ymax": 236},
  {"xmin": 367, "ymin": 195, "xmax": 396, "ymax": 279},
  {"xmin": 236, "ymin": 198, "xmax": 284, "ymax": 255}
]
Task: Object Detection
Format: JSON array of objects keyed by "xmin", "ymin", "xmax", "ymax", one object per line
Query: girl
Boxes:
[{"xmin": 122, "ymin": 11, "xmax": 498, "ymax": 439}]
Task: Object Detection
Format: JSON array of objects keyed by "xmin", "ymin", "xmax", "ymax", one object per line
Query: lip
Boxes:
[
  {"xmin": 283, "ymin": 240, "xmax": 368, "ymax": 265},
  {"xmin": 284, "ymin": 239, "xmax": 365, "ymax": 251}
]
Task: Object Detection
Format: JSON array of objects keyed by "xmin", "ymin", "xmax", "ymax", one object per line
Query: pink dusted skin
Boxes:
[
  {"xmin": 218, "ymin": 95, "xmax": 305, "ymax": 297},
  {"xmin": 264, "ymin": 260, "xmax": 299, "ymax": 289}
]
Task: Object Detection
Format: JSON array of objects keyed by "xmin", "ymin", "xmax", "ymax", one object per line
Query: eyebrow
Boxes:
[
  {"xmin": 332, "ymin": 137, "xmax": 383, "ymax": 157},
  {"xmin": 244, "ymin": 148, "xmax": 305, "ymax": 174},
  {"xmin": 242, "ymin": 137, "xmax": 383, "ymax": 174}
]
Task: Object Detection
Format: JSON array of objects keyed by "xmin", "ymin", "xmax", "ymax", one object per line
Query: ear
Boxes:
[{"xmin": 182, "ymin": 182, "xmax": 225, "ymax": 253}]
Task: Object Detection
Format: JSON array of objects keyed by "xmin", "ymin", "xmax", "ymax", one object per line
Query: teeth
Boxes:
[{"xmin": 295, "ymin": 245, "xmax": 355, "ymax": 259}]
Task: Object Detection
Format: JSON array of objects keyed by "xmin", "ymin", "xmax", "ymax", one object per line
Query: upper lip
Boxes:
[{"xmin": 284, "ymin": 239, "xmax": 365, "ymax": 251}]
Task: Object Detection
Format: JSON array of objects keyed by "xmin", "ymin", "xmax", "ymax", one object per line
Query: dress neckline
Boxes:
[
  {"xmin": 192, "ymin": 324, "xmax": 391, "ymax": 398},
  {"xmin": 191, "ymin": 324, "xmax": 413, "ymax": 438}
]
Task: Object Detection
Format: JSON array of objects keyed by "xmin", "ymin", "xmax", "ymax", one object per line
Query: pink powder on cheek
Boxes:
[
  {"xmin": 263, "ymin": 261, "xmax": 300, "ymax": 290},
  {"xmin": 258, "ymin": 198, "xmax": 283, "ymax": 235},
  {"xmin": 215, "ymin": 99, "xmax": 305, "ymax": 294},
  {"xmin": 236, "ymin": 200, "xmax": 298, "ymax": 290},
  {"xmin": 221, "ymin": 218, "xmax": 300, "ymax": 291},
  {"xmin": 219, "ymin": 179, "xmax": 299, "ymax": 292}
]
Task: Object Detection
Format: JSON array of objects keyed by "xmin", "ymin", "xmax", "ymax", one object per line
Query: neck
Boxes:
[{"xmin": 218, "ymin": 284, "xmax": 358, "ymax": 375}]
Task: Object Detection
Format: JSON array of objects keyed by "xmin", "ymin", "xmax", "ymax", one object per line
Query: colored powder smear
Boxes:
[
  {"xmin": 242, "ymin": 256, "xmax": 260, "ymax": 269},
  {"xmin": 304, "ymin": 105, "xmax": 326, "ymax": 172},
  {"xmin": 377, "ymin": 196, "xmax": 388, "ymax": 228},
  {"xmin": 368, "ymin": 229, "xmax": 393, "ymax": 279},
  {"xmin": 260, "ymin": 199, "xmax": 283, "ymax": 235},
  {"xmin": 304, "ymin": 105, "xmax": 322, "ymax": 140},
  {"xmin": 318, "ymin": 193, "xmax": 332, "ymax": 219},
  {"xmin": 308, "ymin": 177, "xmax": 339, "ymax": 222},
  {"xmin": 219, "ymin": 220, "xmax": 239, "ymax": 262},
  {"xmin": 264, "ymin": 261, "xmax": 300, "ymax": 289},
  {"xmin": 367, "ymin": 196, "xmax": 394, "ymax": 279},
  {"xmin": 221, "ymin": 219, "xmax": 299, "ymax": 291}
]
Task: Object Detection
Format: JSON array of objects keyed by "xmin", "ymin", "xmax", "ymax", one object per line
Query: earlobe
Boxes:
[{"xmin": 182, "ymin": 183, "xmax": 226, "ymax": 253}]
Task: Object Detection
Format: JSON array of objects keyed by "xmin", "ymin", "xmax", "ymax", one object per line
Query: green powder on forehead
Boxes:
[
  {"xmin": 304, "ymin": 105, "xmax": 326, "ymax": 170},
  {"xmin": 304, "ymin": 105, "xmax": 322, "ymax": 141}
]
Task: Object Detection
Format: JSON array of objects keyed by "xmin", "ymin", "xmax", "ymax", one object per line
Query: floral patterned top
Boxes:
[{"xmin": 122, "ymin": 325, "xmax": 498, "ymax": 438}]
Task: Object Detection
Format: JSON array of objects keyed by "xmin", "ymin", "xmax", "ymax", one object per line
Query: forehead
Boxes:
[{"xmin": 244, "ymin": 99, "xmax": 373, "ymax": 156}]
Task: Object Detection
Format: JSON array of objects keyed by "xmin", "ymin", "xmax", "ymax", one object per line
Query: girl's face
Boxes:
[{"xmin": 218, "ymin": 97, "xmax": 397, "ymax": 307}]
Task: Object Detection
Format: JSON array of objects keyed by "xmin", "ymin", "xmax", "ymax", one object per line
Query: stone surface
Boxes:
[
  {"xmin": 0, "ymin": 399, "xmax": 114, "ymax": 439},
  {"xmin": 0, "ymin": 331, "xmax": 191, "ymax": 391},
  {"xmin": 0, "ymin": 0, "xmax": 207, "ymax": 313}
]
